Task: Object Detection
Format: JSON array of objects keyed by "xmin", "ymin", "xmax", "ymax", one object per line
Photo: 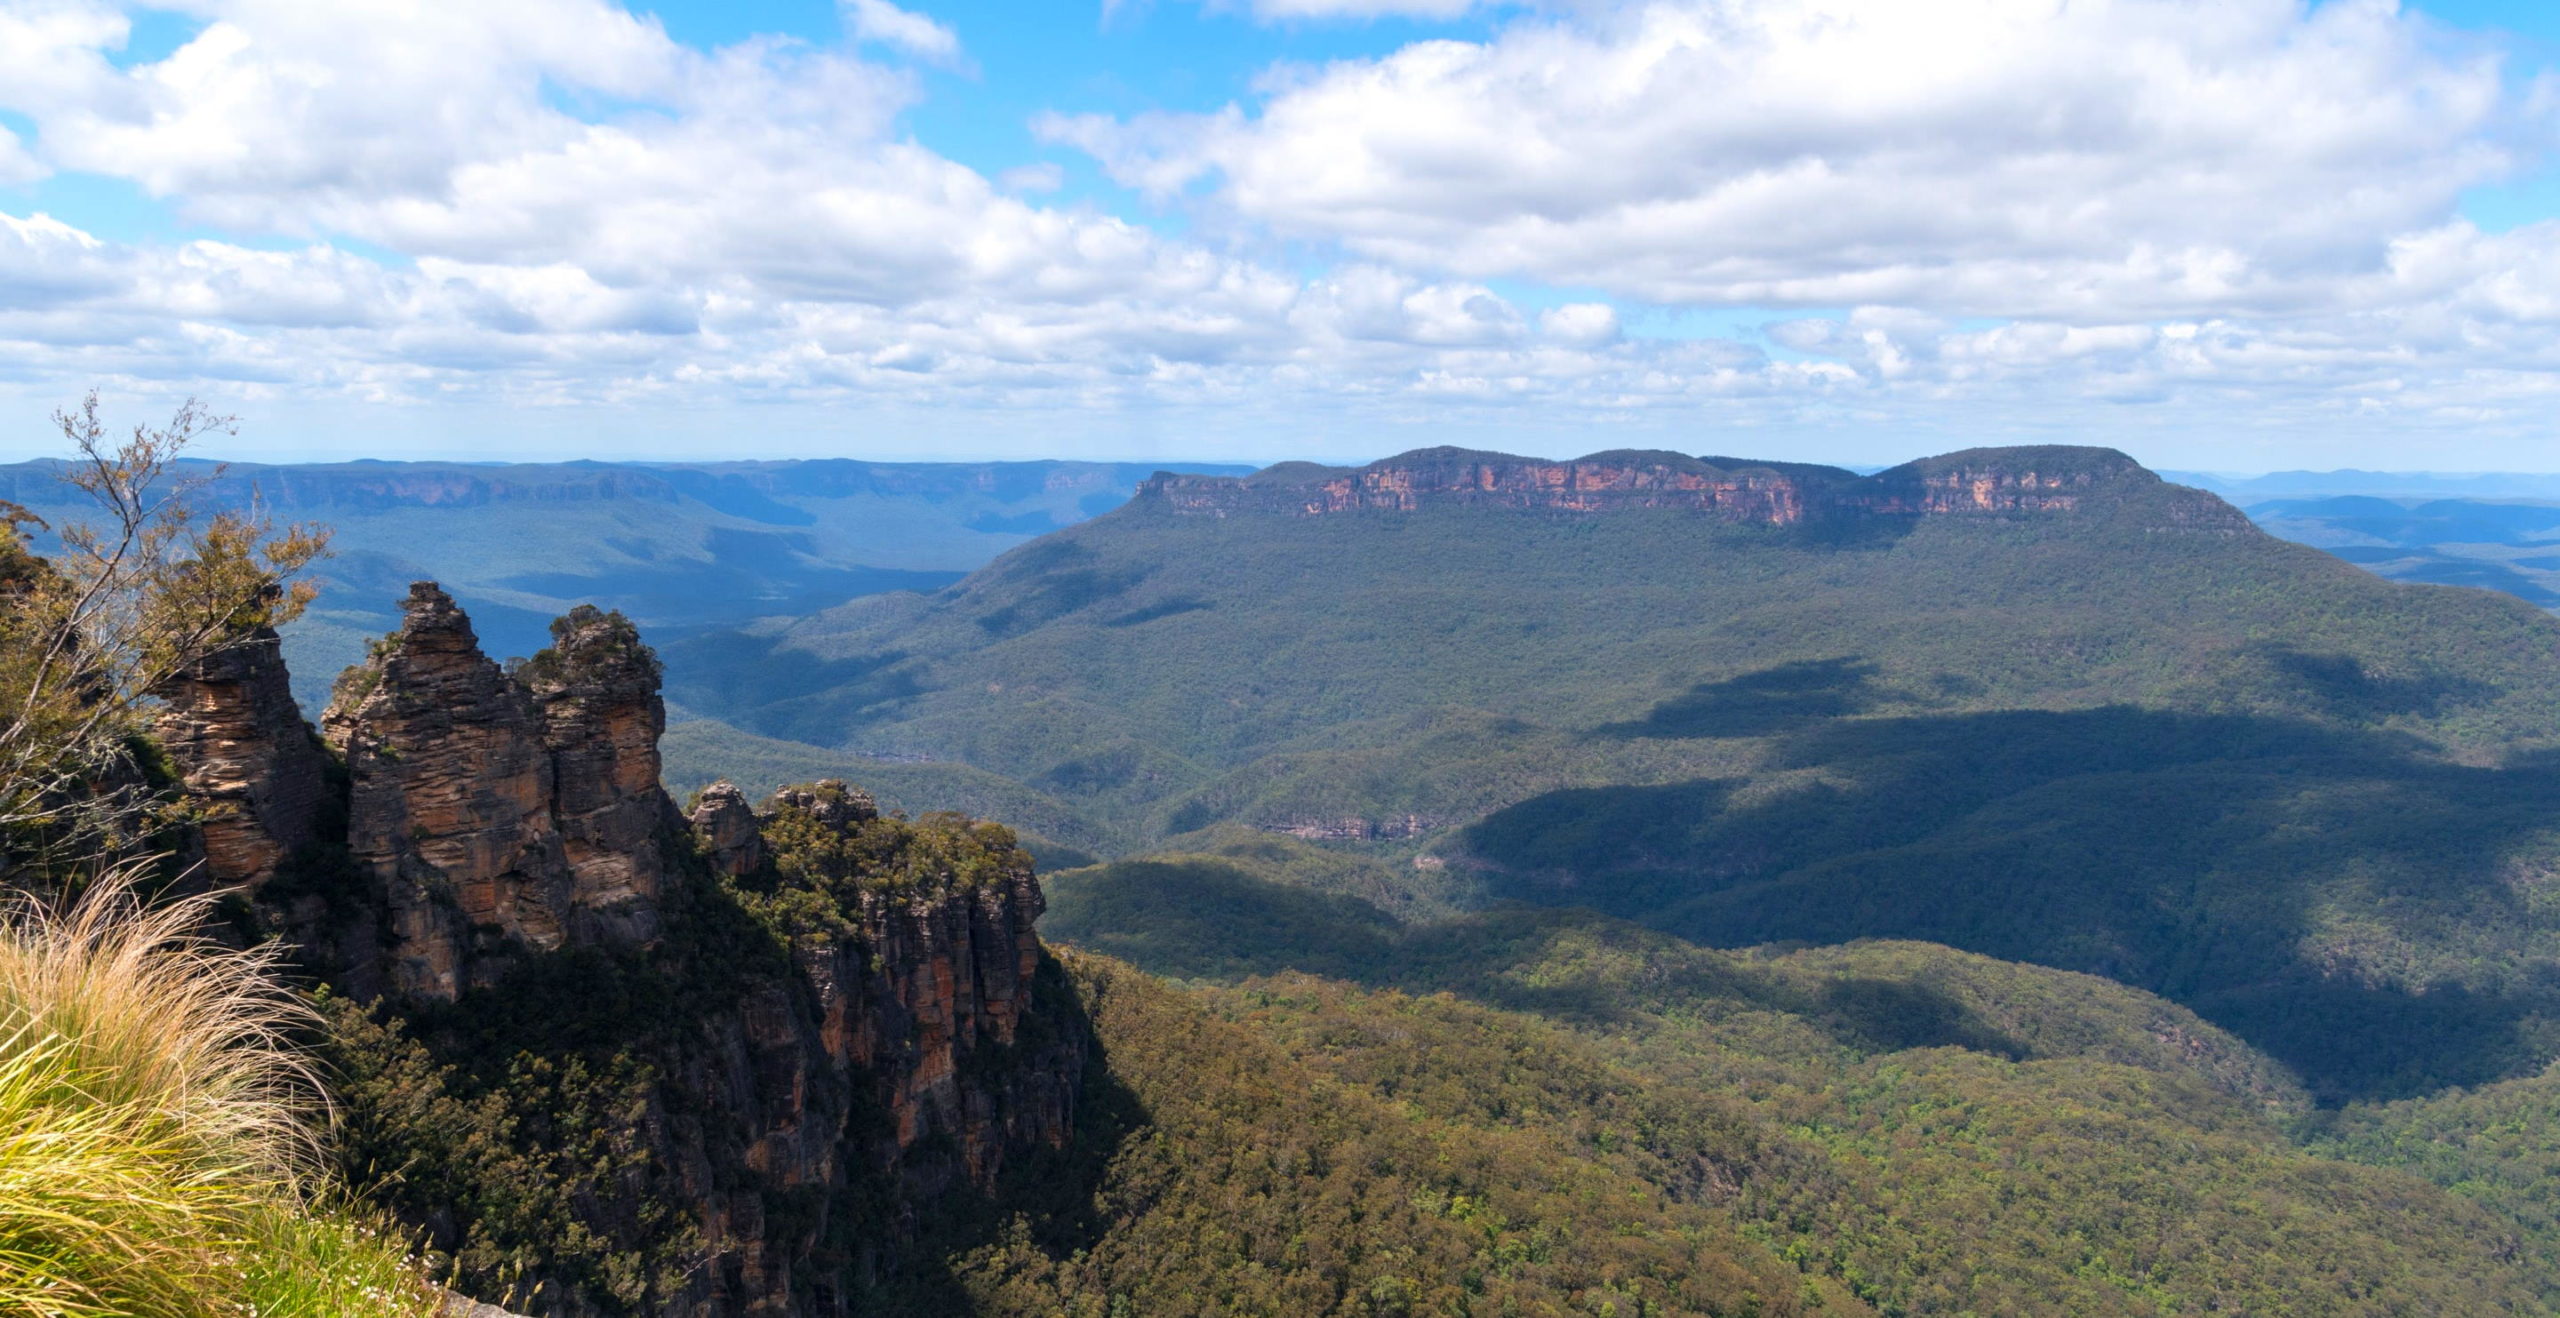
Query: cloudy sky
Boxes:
[{"xmin": 3, "ymin": 0, "xmax": 2558, "ymax": 469}]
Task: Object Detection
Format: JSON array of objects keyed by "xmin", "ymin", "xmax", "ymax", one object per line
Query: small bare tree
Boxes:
[{"xmin": 0, "ymin": 392, "xmax": 330, "ymax": 873}]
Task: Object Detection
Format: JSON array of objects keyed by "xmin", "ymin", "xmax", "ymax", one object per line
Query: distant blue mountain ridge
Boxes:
[
  {"xmin": 4, "ymin": 454, "xmax": 2554, "ymax": 713},
  {"xmin": 0, "ymin": 456, "xmax": 1252, "ymax": 713}
]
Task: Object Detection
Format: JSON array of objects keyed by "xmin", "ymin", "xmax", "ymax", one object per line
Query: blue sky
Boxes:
[{"xmin": 4, "ymin": 0, "xmax": 2560, "ymax": 470}]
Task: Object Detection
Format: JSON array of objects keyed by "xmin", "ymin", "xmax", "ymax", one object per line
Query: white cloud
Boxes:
[
  {"xmin": 1138, "ymin": 0, "xmax": 1528, "ymax": 22},
  {"xmin": 1539, "ymin": 301, "xmax": 1618, "ymax": 346},
  {"xmin": 3, "ymin": 0, "xmax": 2560, "ymax": 468},
  {"xmin": 0, "ymin": 129, "xmax": 44, "ymax": 187},
  {"xmin": 841, "ymin": 0, "xmax": 962, "ymax": 64},
  {"xmin": 1056, "ymin": 0, "xmax": 2529, "ymax": 322},
  {"xmin": 997, "ymin": 161, "xmax": 1066, "ymax": 193}
]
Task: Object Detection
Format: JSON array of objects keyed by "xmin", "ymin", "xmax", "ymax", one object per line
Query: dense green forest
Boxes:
[{"xmin": 1035, "ymin": 846, "xmax": 2560, "ymax": 1313}]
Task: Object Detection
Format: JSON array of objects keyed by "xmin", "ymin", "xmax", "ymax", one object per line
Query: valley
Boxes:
[
  {"xmin": 18, "ymin": 439, "xmax": 2560, "ymax": 1313},
  {"xmin": 23, "ymin": 3, "xmax": 2560, "ymax": 1311}
]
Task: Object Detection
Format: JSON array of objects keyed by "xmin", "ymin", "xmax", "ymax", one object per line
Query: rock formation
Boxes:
[
  {"xmin": 157, "ymin": 584, "xmax": 1085, "ymax": 1315},
  {"xmin": 523, "ymin": 603, "xmax": 678, "ymax": 949},
  {"xmin": 688, "ymin": 780, "xmax": 766, "ymax": 876},
  {"xmin": 319, "ymin": 584, "xmax": 580, "ymax": 998},
  {"xmin": 1138, "ymin": 443, "xmax": 2253, "ymax": 533},
  {"xmin": 1143, "ymin": 447, "xmax": 1827, "ymax": 521},
  {"xmin": 153, "ymin": 625, "xmax": 330, "ymax": 888}
]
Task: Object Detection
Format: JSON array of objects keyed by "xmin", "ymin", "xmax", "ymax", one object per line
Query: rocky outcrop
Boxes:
[
  {"xmin": 524, "ymin": 604, "xmax": 679, "ymax": 949},
  {"xmin": 160, "ymin": 585, "xmax": 1085, "ymax": 1315},
  {"xmin": 1138, "ymin": 443, "xmax": 2250, "ymax": 532},
  {"xmin": 688, "ymin": 780, "xmax": 766, "ymax": 876},
  {"xmin": 658, "ymin": 779, "xmax": 1078, "ymax": 1314},
  {"xmin": 313, "ymin": 589, "xmax": 695, "ymax": 997},
  {"xmin": 1837, "ymin": 446, "xmax": 2236, "ymax": 520},
  {"xmin": 1144, "ymin": 448, "xmax": 1832, "ymax": 522},
  {"xmin": 153, "ymin": 626, "xmax": 330, "ymax": 888},
  {"xmin": 1256, "ymin": 813, "xmax": 1447, "ymax": 842},
  {"xmin": 321, "ymin": 583, "xmax": 588, "ymax": 999}
]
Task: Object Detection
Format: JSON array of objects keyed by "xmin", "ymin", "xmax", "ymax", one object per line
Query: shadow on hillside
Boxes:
[
  {"xmin": 2259, "ymin": 644, "xmax": 2498, "ymax": 717},
  {"xmin": 1041, "ymin": 861, "xmax": 2048, "ymax": 1071},
  {"xmin": 1602, "ymin": 658, "xmax": 1882, "ymax": 738},
  {"xmin": 1041, "ymin": 858, "xmax": 1401, "ymax": 984},
  {"xmin": 1811, "ymin": 977, "xmax": 2029, "ymax": 1060},
  {"xmin": 659, "ymin": 630, "xmax": 923, "ymax": 735},
  {"xmin": 1468, "ymin": 694, "xmax": 2560, "ymax": 1103}
]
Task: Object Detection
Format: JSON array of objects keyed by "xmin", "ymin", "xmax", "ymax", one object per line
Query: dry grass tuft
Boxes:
[{"xmin": 0, "ymin": 869, "xmax": 434, "ymax": 1317}]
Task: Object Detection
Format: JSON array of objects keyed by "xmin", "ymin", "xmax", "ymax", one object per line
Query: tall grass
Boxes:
[{"xmin": 0, "ymin": 871, "xmax": 437, "ymax": 1317}]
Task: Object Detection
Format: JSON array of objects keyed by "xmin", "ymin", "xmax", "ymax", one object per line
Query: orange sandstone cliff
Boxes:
[{"xmin": 1136, "ymin": 444, "xmax": 2251, "ymax": 532}]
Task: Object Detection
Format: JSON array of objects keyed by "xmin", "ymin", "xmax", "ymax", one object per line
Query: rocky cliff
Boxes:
[
  {"xmin": 1143, "ymin": 447, "xmax": 1829, "ymax": 522},
  {"xmin": 153, "ymin": 625, "xmax": 331, "ymax": 888},
  {"xmin": 156, "ymin": 586, "xmax": 1085, "ymax": 1316},
  {"xmin": 1138, "ymin": 443, "xmax": 2251, "ymax": 531}
]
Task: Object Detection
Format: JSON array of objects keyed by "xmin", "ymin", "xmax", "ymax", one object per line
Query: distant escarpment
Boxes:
[
  {"xmin": 156, "ymin": 584, "xmax": 1083, "ymax": 1316},
  {"xmin": 1139, "ymin": 443, "xmax": 2251, "ymax": 530}
]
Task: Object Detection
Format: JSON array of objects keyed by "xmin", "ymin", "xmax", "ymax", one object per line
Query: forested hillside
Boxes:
[{"xmin": 1036, "ymin": 850, "xmax": 2560, "ymax": 1314}]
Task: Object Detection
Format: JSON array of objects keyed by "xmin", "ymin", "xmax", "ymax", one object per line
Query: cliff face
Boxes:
[
  {"xmin": 1152, "ymin": 445, "xmax": 1832, "ymax": 524},
  {"xmin": 1144, "ymin": 447, "xmax": 1826, "ymax": 522},
  {"xmin": 153, "ymin": 626, "xmax": 331, "ymax": 888},
  {"xmin": 1138, "ymin": 443, "xmax": 2250, "ymax": 532},
  {"xmin": 525, "ymin": 604, "xmax": 679, "ymax": 950},
  {"xmin": 156, "ymin": 587, "xmax": 1084, "ymax": 1316},
  {"xmin": 633, "ymin": 781, "xmax": 1077, "ymax": 1314}
]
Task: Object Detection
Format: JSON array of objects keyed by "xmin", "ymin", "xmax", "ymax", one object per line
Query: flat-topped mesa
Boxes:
[
  {"xmin": 1142, "ymin": 447, "xmax": 1835, "ymax": 522},
  {"xmin": 322, "ymin": 583, "xmax": 669, "ymax": 999},
  {"xmin": 1845, "ymin": 446, "xmax": 2153, "ymax": 515},
  {"xmin": 1138, "ymin": 443, "xmax": 2246, "ymax": 530},
  {"xmin": 152, "ymin": 625, "xmax": 330, "ymax": 889}
]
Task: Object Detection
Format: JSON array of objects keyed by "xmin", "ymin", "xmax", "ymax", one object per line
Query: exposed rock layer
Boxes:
[
  {"xmin": 158, "ymin": 586, "xmax": 1082, "ymax": 1316},
  {"xmin": 152, "ymin": 626, "xmax": 330, "ymax": 887},
  {"xmin": 1140, "ymin": 444, "xmax": 2251, "ymax": 532}
]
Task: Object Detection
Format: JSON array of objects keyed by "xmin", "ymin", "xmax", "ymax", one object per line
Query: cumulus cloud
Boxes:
[
  {"xmin": 1539, "ymin": 302, "xmax": 1618, "ymax": 346},
  {"xmin": 997, "ymin": 161, "xmax": 1066, "ymax": 193},
  {"xmin": 1056, "ymin": 0, "xmax": 2530, "ymax": 322},
  {"xmin": 0, "ymin": 127, "xmax": 43, "ymax": 187},
  {"xmin": 1137, "ymin": 0, "xmax": 1530, "ymax": 22},
  {"xmin": 842, "ymin": 0, "xmax": 962, "ymax": 64},
  {"xmin": 2, "ymin": 0, "xmax": 2560, "ymax": 464}
]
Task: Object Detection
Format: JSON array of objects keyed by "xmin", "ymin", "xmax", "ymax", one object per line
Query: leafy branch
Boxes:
[{"xmin": 0, "ymin": 392, "xmax": 331, "ymax": 872}]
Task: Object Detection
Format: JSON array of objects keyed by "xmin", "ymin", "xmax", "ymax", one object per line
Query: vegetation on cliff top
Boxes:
[{"xmin": 317, "ymin": 775, "xmax": 1045, "ymax": 1313}]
